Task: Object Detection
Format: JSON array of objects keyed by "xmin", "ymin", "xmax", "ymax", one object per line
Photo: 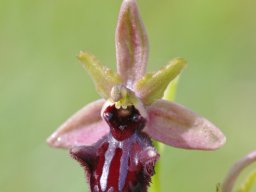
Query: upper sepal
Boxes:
[
  {"xmin": 78, "ymin": 51, "xmax": 122, "ymax": 99},
  {"xmin": 47, "ymin": 99, "xmax": 109, "ymax": 149},
  {"xmin": 135, "ymin": 58, "xmax": 186, "ymax": 105},
  {"xmin": 143, "ymin": 99, "xmax": 226, "ymax": 150},
  {"xmin": 115, "ymin": 0, "xmax": 149, "ymax": 88}
]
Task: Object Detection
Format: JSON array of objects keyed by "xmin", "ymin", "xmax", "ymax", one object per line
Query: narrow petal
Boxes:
[
  {"xmin": 143, "ymin": 99, "xmax": 226, "ymax": 150},
  {"xmin": 115, "ymin": 0, "xmax": 149, "ymax": 88},
  {"xmin": 47, "ymin": 99, "xmax": 109, "ymax": 149},
  {"xmin": 135, "ymin": 58, "xmax": 186, "ymax": 105},
  {"xmin": 222, "ymin": 151, "xmax": 256, "ymax": 192},
  {"xmin": 78, "ymin": 51, "xmax": 122, "ymax": 99}
]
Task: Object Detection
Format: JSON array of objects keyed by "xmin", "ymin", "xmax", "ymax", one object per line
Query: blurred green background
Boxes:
[{"xmin": 1, "ymin": 0, "xmax": 256, "ymax": 191}]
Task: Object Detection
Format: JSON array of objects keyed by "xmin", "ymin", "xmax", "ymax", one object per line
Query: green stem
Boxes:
[
  {"xmin": 148, "ymin": 77, "xmax": 179, "ymax": 192},
  {"xmin": 149, "ymin": 141, "xmax": 165, "ymax": 192}
]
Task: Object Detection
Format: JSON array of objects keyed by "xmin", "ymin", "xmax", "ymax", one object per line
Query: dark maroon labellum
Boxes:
[{"xmin": 70, "ymin": 104, "xmax": 159, "ymax": 192}]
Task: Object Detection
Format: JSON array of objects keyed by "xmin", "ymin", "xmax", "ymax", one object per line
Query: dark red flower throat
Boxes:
[
  {"xmin": 70, "ymin": 104, "xmax": 159, "ymax": 192},
  {"xmin": 103, "ymin": 105, "xmax": 146, "ymax": 141}
]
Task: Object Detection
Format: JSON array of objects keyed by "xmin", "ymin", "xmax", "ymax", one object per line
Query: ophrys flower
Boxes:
[{"xmin": 47, "ymin": 0, "xmax": 226, "ymax": 191}]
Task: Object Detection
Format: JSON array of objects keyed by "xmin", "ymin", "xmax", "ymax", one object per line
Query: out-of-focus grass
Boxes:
[{"xmin": 0, "ymin": 0, "xmax": 256, "ymax": 191}]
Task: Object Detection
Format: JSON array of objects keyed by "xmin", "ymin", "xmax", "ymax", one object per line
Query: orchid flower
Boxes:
[{"xmin": 47, "ymin": 0, "xmax": 226, "ymax": 191}]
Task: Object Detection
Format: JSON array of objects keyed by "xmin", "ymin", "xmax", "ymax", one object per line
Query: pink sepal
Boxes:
[
  {"xmin": 143, "ymin": 99, "xmax": 226, "ymax": 150},
  {"xmin": 47, "ymin": 99, "xmax": 109, "ymax": 149},
  {"xmin": 115, "ymin": 0, "xmax": 149, "ymax": 88}
]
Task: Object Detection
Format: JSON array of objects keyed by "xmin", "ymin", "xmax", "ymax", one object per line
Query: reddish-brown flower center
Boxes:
[{"xmin": 103, "ymin": 105, "xmax": 146, "ymax": 141}]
